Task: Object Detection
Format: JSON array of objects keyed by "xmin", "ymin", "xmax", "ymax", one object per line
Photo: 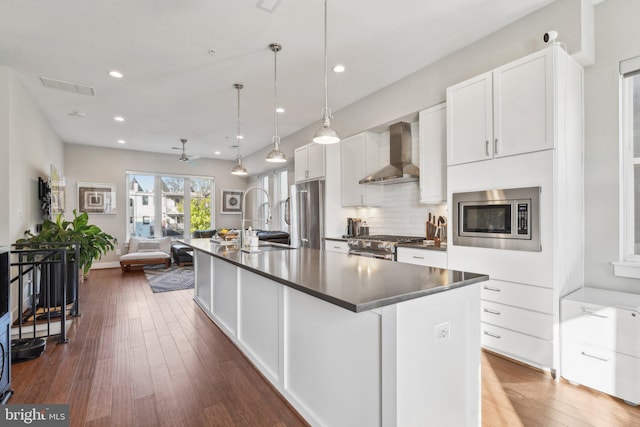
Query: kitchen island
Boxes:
[{"xmin": 182, "ymin": 238, "xmax": 488, "ymax": 427}]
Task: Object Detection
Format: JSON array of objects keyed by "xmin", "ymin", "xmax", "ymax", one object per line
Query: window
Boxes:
[
  {"xmin": 126, "ymin": 172, "xmax": 214, "ymax": 241},
  {"xmin": 276, "ymin": 169, "xmax": 289, "ymax": 233},
  {"xmin": 616, "ymin": 57, "xmax": 640, "ymax": 278},
  {"xmin": 259, "ymin": 175, "xmax": 270, "ymax": 226}
]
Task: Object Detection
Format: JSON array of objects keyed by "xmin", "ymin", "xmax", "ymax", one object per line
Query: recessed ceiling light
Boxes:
[
  {"xmin": 333, "ymin": 64, "xmax": 345, "ymax": 73},
  {"xmin": 237, "ymin": 134, "xmax": 244, "ymax": 140},
  {"xmin": 114, "ymin": 116, "xmax": 125, "ymax": 122},
  {"xmin": 117, "ymin": 139, "xmax": 126, "ymax": 144},
  {"xmin": 214, "ymin": 151, "xmax": 221, "ymax": 155},
  {"xmin": 276, "ymin": 107, "xmax": 285, "ymax": 113},
  {"xmin": 109, "ymin": 70, "xmax": 123, "ymax": 79}
]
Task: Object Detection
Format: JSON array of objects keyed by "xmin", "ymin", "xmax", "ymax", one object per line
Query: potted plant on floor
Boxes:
[{"xmin": 17, "ymin": 209, "xmax": 117, "ymax": 281}]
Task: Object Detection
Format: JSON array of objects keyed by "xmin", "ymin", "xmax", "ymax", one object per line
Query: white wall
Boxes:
[
  {"xmin": 64, "ymin": 144, "xmax": 248, "ymax": 266},
  {"xmin": 0, "ymin": 67, "xmax": 65, "ymax": 245},
  {"xmin": 583, "ymin": 0, "xmax": 640, "ymax": 292}
]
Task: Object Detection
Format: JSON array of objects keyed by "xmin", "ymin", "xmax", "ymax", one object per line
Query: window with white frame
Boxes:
[
  {"xmin": 126, "ymin": 172, "xmax": 214, "ymax": 241},
  {"xmin": 254, "ymin": 169, "xmax": 289, "ymax": 232},
  {"xmin": 616, "ymin": 57, "xmax": 640, "ymax": 277},
  {"xmin": 276, "ymin": 169, "xmax": 289, "ymax": 233}
]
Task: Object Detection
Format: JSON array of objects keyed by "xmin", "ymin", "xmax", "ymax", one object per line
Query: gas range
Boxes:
[{"xmin": 347, "ymin": 235, "xmax": 424, "ymax": 260}]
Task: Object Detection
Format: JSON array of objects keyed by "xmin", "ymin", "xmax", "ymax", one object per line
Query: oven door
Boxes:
[{"xmin": 348, "ymin": 249, "xmax": 395, "ymax": 261}]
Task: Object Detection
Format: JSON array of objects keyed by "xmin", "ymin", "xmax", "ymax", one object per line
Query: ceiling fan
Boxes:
[{"xmin": 172, "ymin": 138, "xmax": 200, "ymax": 163}]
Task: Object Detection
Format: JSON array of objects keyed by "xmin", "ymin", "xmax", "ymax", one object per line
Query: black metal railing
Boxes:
[{"xmin": 10, "ymin": 242, "xmax": 81, "ymax": 343}]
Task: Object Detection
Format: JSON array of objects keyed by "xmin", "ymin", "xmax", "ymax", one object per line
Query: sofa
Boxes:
[{"xmin": 120, "ymin": 237, "xmax": 172, "ymax": 272}]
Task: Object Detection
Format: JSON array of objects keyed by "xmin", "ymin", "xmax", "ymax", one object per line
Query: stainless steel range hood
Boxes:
[{"xmin": 359, "ymin": 122, "xmax": 419, "ymax": 185}]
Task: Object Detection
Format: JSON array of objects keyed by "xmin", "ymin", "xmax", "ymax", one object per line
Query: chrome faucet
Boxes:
[{"xmin": 240, "ymin": 187, "xmax": 272, "ymax": 249}]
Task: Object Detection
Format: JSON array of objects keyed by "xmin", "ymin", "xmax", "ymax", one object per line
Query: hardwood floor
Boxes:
[{"xmin": 9, "ymin": 268, "xmax": 640, "ymax": 426}]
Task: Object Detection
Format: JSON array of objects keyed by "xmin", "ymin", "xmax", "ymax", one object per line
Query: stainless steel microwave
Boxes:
[{"xmin": 452, "ymin": 186, "xmax": 541, "ymax": 252}]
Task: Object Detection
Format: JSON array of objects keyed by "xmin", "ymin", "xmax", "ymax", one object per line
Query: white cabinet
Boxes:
[
  {"xmin": 447, "ymin": 45, "xmax": 584, "ymax": 374},
  {"xmin": 340, "ymin": 132, "xmax": 382, "ymax": 207},
  {"xmin": 447, "ymin": 47, "xmax": 554, "ymax": 165},
  {"xmin": 419, "ymin": 103, "xmax": 447, "ymax": 203},
  {"xmin": 480, "ymin": 279, "xmax": 554, "ymax": 368},
  {"xmin": 561, "ymin": 288, "xmax": 640, "ymax": 405},
  {"xmin": 295, "ymin": 143, "xmax": 325, "ymax": 183},
  {"xmin": 396, "ymin": 247, "xmax": 447, "ymax": 269},
  {"xmin": 325, "ymin": 240, "xmax": 349, "ymax": 254}
]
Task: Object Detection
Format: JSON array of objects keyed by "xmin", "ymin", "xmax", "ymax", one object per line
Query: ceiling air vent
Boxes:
[{"xmin": 40, "ymin": 76, "xmax": 95, "ymax": 96}]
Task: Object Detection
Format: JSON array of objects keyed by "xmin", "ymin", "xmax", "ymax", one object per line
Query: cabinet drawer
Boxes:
[
  {"xmin": 481, "ymin": 323, "xmax": 553, "ymax": 368},
  {"xmin": 481, "ymin": 301, "xmax": 552, "ymax": 340},
  {"xmin": 396, "ymin": 247, "xmax": 447, "ymax": 268},
  {"xmin": 561, "ymin": 342, "xmax": 640, "ymax": 404},
  {"xmin": 481, "ymin": 279, "xmax": 553, "ymax": 314},
  {"xmin": 325, "ymin": 241, "xmax": 349, "ymax": 254},
  {"xmin": 561, "ymin": 299, "xmax": 640, "ymax": 357}
]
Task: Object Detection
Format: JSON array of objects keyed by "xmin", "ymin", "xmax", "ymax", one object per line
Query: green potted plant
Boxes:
[{"xmin": 18, "ymin": 209, "xmax": 118, "ymax": 277}]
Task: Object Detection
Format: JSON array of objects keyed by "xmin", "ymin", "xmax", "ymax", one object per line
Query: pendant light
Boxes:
[
  {"xmin": 231, "ymin": 83, "xmax": 249, "ymax": 176},
  {"xmin": 266, "ymin": 43, "xmax": 287, "ymax": 163},
  {"xmin": 312, "ymin": 0, "xmax": 340, "ymax": 145}
]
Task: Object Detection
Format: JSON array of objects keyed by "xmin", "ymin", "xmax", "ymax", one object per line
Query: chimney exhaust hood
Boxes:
[{"xmin": 359, "ymin": 122, "xmax": 419, "ymax": 185}]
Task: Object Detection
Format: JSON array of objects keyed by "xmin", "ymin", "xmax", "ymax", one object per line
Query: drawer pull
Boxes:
[
  {"xmin": 412, "ymin": 256, "xmax": 425, "ymax": 260},
  {"xmin": 581, "ymin": 307, "xmax": 608, "ymax": 318},
  {"xmin": 483, "ymin": 285, "xmax": 501, "ymax": 292},
  {"xmin": 580, "ymin": 351, "xmax": 610, "ymax": 362},
  {"xmin": 483, "ymin": 331, "xmax": 501, "ymax": 339},
  {"xmin": 333, "ymin": 246, "xmax": 341, "ymax": 249},
  {"xmin": 483, "ymin": 308, "xmax": 501, "ymax": 315}
]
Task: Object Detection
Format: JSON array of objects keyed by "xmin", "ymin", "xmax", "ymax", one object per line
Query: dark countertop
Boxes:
[
  {"xmin": 397, "ymin": 242, "xmax": 448, "ymax": 252},
  {"xmin": 181, "ymin": 238, "xmax": 487, "ymax": 313}
]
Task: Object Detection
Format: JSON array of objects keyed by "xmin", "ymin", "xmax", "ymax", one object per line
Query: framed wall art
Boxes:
[
  {"xmin": 78, "ymin": 182, "xmax": 116, "ymax": 214},
  {"xmin": 221, "ymin": 189, "xmax": 242, "ymax": 214}
]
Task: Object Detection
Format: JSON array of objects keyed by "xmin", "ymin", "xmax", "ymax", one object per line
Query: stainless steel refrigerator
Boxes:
[{"xmin": 288, "ymin": 180, "xmax": 324, "ymax": 249}]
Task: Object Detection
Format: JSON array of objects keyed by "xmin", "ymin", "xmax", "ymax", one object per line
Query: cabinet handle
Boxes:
[
  {"xmin": 483, "ymin": 308, "xmax": 501, "ymax": 315},
  {"xmin": 361, "ymin": 194, "xmax": 364, "ymax": 205},
  {"xmin": 412, "ymin": 256, "xmax": 425, "ymax": 260},
  {"xmin": 485, "ymin": 140, "xmax": 490, "ymax": 156},
  {"xmin": 494, "ymin": 138, "xmax": 499, "ymax": 154},
  {"xmin": 580, "ymin": 351, "xmax": 610, "ymax": 362},
  {"xmin": 333, "ymin": 246, "xmax": 341, "ymax": 249},
  {"xmin": 483, "ymin": 285, "xmax": 501, "ymax": 292},
  {"xmin": 581, "ymin": 307, "xmax": 608, "ymax": 318},
  {"xmin": 483, "ymin": 331, "xmax": 501, "ymax": 339}
]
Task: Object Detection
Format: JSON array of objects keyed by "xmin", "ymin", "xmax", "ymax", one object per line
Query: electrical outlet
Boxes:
[
  {"xmin": 115, "ymin": 248, "xmax": 122, "ymax": 255},
  {"xmin": 434, "ymin": 321, "xmax": 450, "ymax": 343}
]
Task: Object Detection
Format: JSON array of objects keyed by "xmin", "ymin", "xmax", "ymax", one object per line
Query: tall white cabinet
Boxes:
[
  {"xmin": 419, "ymin": 103, "xmax": 446, "ymax": 203},
  {"xmin": 340, "ymin": 131, "xmax": 382, "ymax": 207},
  {"xmin": 447, "ymin": 45, "xmax": 584, "ymax": 376}
]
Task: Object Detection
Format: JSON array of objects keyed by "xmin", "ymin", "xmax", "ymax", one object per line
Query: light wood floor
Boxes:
[{"xmin": 9, "ymin": 268, "xmax": 640, "ymax": 426}]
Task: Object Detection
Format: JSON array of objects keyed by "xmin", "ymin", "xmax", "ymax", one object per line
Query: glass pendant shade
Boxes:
[
  {"xmin": 266, "ymin": 43, "xmax": 287, "ymax": 163},
  {"xmin": 266, "ymin": 136, "xmax": 286, "ymax": 163},
  {"xmin": 313, "ymin": 0, "xmax": 340, "ymax": 145}
]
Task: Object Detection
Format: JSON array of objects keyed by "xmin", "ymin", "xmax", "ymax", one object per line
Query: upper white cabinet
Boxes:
[
  {"xmin": 419, "ymin": 103, "xmax": 447, "ymax": 203},
  {"xmin": 295, "ymin": 143, "xmax": 325, "ymax": 183},
  {"xmin": 341, "ymin": 132, "xmax": 382, "ymax": 207},
  {"xmin": 447, "ymin": 48, "xmax": 554, "ymax": 165}
]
